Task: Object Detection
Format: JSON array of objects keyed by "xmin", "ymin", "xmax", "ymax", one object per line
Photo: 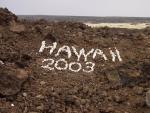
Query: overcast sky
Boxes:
[{"xmin": 0, "ymin": 0, "xmax": 150, "ymax": 17}]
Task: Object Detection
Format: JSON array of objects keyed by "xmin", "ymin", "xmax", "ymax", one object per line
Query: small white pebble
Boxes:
[
  {"xmin": 23, "ymin": 92, "xmax": 27, "ymax": 97},
  {"xmin": 40, "ymin": 81, "xmax": 46, "ymax": 85},
  {"xmin": 0, "ymin": 60, "xmax": 4, "ymax": 65},
  {"xmin": 146, "ymin": 90, "xmax": 150, "ymax": 107},
  {"xmin": 11, "ymin": 103, "xmax": 15, "ymax": 107},
  {"xmin": 36, "ymin": 95, "xmax": 44, "ymax": 99}
]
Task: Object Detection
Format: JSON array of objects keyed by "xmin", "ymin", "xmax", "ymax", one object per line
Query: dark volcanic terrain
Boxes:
[{"xmin": 0, "ymin": 8, "xmax": 150, "ymax": 113}]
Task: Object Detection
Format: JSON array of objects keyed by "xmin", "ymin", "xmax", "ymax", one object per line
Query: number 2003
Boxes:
[{"xmin": 41, "ymin": 58, "xmax": 95, "ymax": 73}]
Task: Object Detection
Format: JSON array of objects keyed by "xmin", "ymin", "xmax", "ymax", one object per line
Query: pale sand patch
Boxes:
[{"xmin": 85, "ymin": 23, "xmax": 150, "ymax": 29}]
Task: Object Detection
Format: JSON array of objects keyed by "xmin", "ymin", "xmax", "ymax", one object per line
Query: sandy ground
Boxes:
[{"xmin": 85, "ymin": 23, "xmax": 150, "ymax": 29}]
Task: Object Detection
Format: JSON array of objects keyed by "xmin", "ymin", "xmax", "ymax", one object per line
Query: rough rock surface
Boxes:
[
  {"xmin": 0, "ymin": 65, "xmax": 28, "ymax": 96},
  {"xmin": 0, "ymin": 8, "xmax": 17, "ymax": 26}
]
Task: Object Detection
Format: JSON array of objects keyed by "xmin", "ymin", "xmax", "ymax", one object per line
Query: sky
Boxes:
[{"xmin": 0, "ymin": 0, "xmax": 150, "ymax": 17}]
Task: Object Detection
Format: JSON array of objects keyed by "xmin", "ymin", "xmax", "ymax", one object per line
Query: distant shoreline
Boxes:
[
  {"xmin": 18, "ymin": 15, "xmax": 150, "ymax": 23},
  {"xmin": 85, "ymin": 23, "xmax": 150, "ymax": 29}
]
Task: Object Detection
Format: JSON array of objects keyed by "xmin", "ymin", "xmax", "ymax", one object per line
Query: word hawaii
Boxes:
[{"xmin": 39, "ymin": 41, "xmax": 123, "ymax": 73}]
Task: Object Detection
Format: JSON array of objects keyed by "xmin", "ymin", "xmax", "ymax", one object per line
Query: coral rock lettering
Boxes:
[{"xmin": 39, "ymin": 41, "xmax": 123, "ymax": 73}]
